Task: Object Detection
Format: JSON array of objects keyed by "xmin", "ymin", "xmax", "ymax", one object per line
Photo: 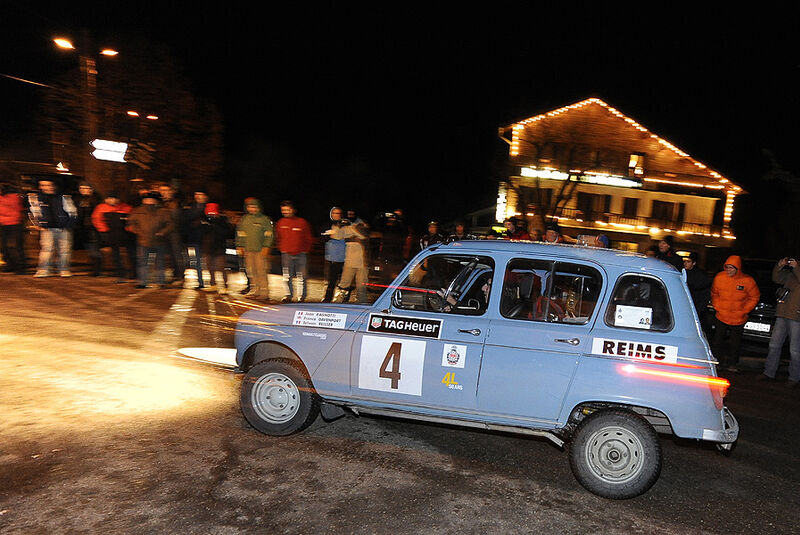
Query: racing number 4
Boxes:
[{"xmin": 379, "ymin": 342, "xmax": 402, "ymax": 389}]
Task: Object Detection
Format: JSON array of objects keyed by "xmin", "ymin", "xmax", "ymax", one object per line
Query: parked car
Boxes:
[
  {"xmin": 741, "ymin": 258, "xmax": 782, "ymax": 348},
  {"xmin": 234, "ymin": 241, "xmax": 738, "ymax": 499}
]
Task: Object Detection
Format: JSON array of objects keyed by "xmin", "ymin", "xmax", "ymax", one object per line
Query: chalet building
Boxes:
[{"xmin": 496, "ymin": 97, "xmax": 743, "ymax": 261}]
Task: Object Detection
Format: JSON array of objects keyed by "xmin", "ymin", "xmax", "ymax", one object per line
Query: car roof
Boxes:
[{"xmin": 427, "ymin": 240, "xmax": 679, "ymax": 274}]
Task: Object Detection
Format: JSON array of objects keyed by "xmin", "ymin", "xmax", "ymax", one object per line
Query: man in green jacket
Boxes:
[{"xmin": 236, "ymin": 198, "xmax": 274, "ymax": 299}]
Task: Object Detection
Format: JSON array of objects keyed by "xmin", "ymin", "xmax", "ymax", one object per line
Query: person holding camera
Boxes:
[{"xmin": 760, "ymin": 257, "xmax": 800, "ymax": 386}]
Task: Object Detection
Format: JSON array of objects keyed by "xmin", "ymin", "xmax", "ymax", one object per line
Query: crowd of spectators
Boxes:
[{"xmin": 3, "ymin": 178, "xmax": 799, "ymax": 385}]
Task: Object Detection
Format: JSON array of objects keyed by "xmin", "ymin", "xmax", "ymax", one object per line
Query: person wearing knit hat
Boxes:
[
  {"xmin": 236, "ymin": 198, "xmax": 274, "ymax": 299},
  {"xmin": 656, "ymin": 235, "xmax": 683, "ymax": 269}
]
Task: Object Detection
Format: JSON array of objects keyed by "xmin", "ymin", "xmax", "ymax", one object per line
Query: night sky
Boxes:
[{"xmin": 3, "ymin": 5, "xmax": 800, "ymax": 231}]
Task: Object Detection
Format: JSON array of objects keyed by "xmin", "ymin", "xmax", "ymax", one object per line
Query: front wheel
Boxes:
[
  {"xmin": 569, "ymin": 410, "xmax": 662, "ymax": 499},
  {"xmin": 240, "ymin": 360, "xmax": 319, "ymax": 436}
]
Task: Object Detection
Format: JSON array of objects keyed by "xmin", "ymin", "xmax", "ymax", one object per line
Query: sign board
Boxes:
[{"xmin": 91, "ymin": 139, "xmax": 128, "ymax": 163}]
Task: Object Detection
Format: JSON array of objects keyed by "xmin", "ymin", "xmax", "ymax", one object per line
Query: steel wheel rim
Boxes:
[
  {"xmin": 250, "ymin": 372, "xmax": 300, "ymax": 423},
  {"xmin": 584, "ymin": 425, "xmax": 644, "ymax": 483}
]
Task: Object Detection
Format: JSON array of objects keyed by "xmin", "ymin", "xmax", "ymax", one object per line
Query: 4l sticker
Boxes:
[
  {"xmin": 591, "ymin": 337, "xmax": 678, "ymax": 364},
  {"xmin": 441, "ymin": 372, "xmax": 463, "ymax": 390}
]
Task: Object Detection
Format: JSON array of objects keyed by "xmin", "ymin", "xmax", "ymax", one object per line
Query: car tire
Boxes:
[
  {"xmin": 240, "ymin": 359, "xmax": 319, "ymax": 436},
  {"xmin": 568, "ymin": 409, "xmax": 662, "ymax": 499}
]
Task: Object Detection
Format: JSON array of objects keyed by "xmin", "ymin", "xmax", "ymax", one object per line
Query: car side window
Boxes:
[
  {"xmin": 605, "ymin": 274, "xmax": 673, "ymax": 331},
  {"xmin": 392, "ymin": 255, "xmax": 495, "ymax": 315},
  {"xmin": 500, "ymin": 259, "xmax": 602, "ymax": 324}
]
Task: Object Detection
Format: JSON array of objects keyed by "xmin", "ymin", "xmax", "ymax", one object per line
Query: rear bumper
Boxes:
[{"xmin": 702, "ymin": 407, "xmax": 739, "ymax": 443}]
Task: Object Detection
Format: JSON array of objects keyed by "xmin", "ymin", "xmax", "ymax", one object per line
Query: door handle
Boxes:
[
  {"xmin": 555, "ymin": 338, "xmax": 580, "ymax": 346},
  {"xmin": 458, "ymin": 328, "xmax": 482, "ymax": 336}
]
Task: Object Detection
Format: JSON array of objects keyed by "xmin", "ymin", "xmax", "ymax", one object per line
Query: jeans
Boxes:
[
  {"xmin": 323, "ymin": 261, "xmax": 344, "ymax": 302},
  {"xmin": 137, "ymin": 245, "xmax": 166, "ymax": 286},
  {"xmin": 187, "ymin": 242, "xmax": 204, "ymax": 287},
  {"xmin": 281, "ymin": 252, "xmax": 307, "ymax": 300},
  {"xmin": 37, "ymin": 228, "xmax": 72, "ymax": 273},
  {"xmin": 764, "ymin": 317, "xmax": 800, "ymax": 382}
]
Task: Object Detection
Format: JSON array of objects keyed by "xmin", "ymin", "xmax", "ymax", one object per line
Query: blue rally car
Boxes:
[{"xmin": 234, "ymin": 241, "xmax": 738, "ymax": 499}]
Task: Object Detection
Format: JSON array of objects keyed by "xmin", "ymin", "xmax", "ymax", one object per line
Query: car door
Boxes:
[
  {"xmin": 477, "ymin": 257, "xmax": 604, "ymax": 424},
  {"xmin": 350, "ymin": 254, "xmax": 494, "ymax": 414}
]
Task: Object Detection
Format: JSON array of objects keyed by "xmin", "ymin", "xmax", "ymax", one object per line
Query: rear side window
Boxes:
[
  {"xmin": 605, "ymin": 274, "xmax": 673, "ymax": 331},
  {"xmin": 500, "ymin": 259, "xmax": 602, "ymax": 324}
]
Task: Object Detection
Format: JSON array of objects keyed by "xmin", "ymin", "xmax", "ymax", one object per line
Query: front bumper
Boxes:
[{"xmin": 702, "ymin": 407, "xmax": 739, "ymax": 443}]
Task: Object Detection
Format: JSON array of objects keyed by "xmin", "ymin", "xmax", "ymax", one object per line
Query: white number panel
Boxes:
[{"xmin": 358, "ymin": 335, "xmax": 426, "ymax": 396}]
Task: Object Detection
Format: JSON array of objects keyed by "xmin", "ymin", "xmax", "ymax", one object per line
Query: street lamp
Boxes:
[{"xmin": 52, "ymin": 36, "xmax": 118, "ymax": 192}]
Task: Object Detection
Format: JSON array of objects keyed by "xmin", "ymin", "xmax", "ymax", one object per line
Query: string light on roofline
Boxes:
[{"xmin": 508, "ymin": 97, "xmax": 740, "ymax": 194}]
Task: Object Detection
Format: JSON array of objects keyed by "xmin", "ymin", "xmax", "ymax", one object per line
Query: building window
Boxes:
[
  {"xmin": 622, "ymin": 198, "xmax": 639, "ymax": 218},
  {"xmin": 628, "ymin": 152, "xmax": 645, "ymax": 176},
  {"xmin": 651, "ymin": 200, "xmax": 675, "ymax": 222},
  {"xmin": 577, "ymin": 193, "xmax": 611, "ymax": 221}
]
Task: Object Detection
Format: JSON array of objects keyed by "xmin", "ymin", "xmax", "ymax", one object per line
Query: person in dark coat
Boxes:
[
  {"xmin": 683, "ymin": 251, "xmax": 712, "ymax": 331},
  {"xmin": 76, "ymin": 182, "xmax": 103, "ymax": 275},
  {"xmin": 656, "ymin": 236, "xmax": 683, "ymax": 269},
  {"xmin": 183, "ymin": 190, "xmax": 209, "ymax": 288},
  {"xmin": 29, "ymin": 179, "xmax": 77, "ymax": 277},
  {"xmin": 201, "ymin": 203, "xmax": 233, "ymax": 294}
]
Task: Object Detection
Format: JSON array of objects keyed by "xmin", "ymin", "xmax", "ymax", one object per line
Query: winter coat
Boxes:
[
  {"xmin": 276, "ymin": 216, "xmax": 312, "ymax": 255},
  {"xmin": 182, "ymin": 201, "xmax": 208, "ymax": 243},
  {"xmin": 0, "ymin": 193, "xmax": 23, "ymax": 226},
  {"xmin": 324, "ymin": 225, "xmax": 346, "ymax": 263},
  {"xmin": 685, "ymin": 267, "xmax": 712, "ymax": 313},
  {"xmin": 331, "ymin": 222, "xmax": 368, "ymax": 269},
  {"xmin": 92, "ymin": 202, "xmax": 132, "ymax": 234},
  {"xmin": 773, "ymin": 262, "xmax": 800, "ymax": 322},
  {"xmin": 236, "ymin": 200, "xmax": 274, "ymax": 252},
  {"xmin": 657, "ymin": 250, "xmax": 683, "ymax": 270},
  {"xmin": 127, "ymin": 205, "xmax": 173, "ymax": 247},
  {"xmin": 203, "ymin": 214, "xmax": 233, "ymax": 255},
  {"xmin": 711, "ymin": 255, "xmax": 760, "ymax": 326},
  {"xmin": 28, "ymin": 192, "xmax": 77, "ymax": 229}
]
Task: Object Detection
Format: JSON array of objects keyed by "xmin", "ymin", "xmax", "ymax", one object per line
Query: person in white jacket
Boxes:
[{"xmin": 331, "ymin": 220, "xmax": 369, "ymax": 303}]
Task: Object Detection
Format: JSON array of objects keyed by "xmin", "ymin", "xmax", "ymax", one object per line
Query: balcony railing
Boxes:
[{"xmin": 552, "ymin": 208, "xmax": 727, "ymax": 237}]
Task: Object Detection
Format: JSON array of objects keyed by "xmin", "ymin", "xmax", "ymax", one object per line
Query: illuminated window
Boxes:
[{"xmin": 628, "ymin": 153, "xmax": 645, "ymax": 176}]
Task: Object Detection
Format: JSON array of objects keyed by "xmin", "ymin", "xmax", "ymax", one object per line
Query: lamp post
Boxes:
[{"xmin": 53, "ymin": 35, "xmax": 118, "ymax": 193}]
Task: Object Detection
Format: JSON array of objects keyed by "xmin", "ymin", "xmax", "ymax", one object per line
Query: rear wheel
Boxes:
[
  {"xmin": 240, "ymin": 360, "xmax": 319, "ymax": 436},
  {"xmin": 569, "ymin": 410, "xmax": 661, "ymax": 499}
]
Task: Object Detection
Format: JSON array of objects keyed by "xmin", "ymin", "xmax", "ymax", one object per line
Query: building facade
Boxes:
[{"xmin": 496, "ymin": 98, "xmax": 742, "ymax": 261}]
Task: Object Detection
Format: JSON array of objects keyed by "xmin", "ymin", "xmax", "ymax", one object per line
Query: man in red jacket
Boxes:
[
  {"xmin": 91, "ymin": 192, "xmax": 134, "ymax": 281},
  {"xmin": 710, "ymin": 255, "xmax": 760, "ymax": 372},
  {"xmin": 0, "ymin": 183, "xmax": 27, "ymax": 274},
  {"xmin": 276, "ymin": 200, "xmax": 312, "ymax": 302}
]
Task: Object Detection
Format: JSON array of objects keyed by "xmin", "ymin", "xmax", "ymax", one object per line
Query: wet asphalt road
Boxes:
[{"xmin": 1, "ymin": 270, "xmax": 799, "ymax": 534}]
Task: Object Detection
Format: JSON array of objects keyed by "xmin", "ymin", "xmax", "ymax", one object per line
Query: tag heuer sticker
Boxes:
[
  {"xmin": 441, "ymin": 344, "xmax": 466, "ymax": 368},
  {"xmin": 367, "ymin": 314, "xmax": 442, "ymax": 339}
]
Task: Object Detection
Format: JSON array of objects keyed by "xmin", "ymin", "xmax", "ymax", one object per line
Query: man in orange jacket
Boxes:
[{"xmin": 710, "ymin": 255, "xmax": 760, "ymax": 372}]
